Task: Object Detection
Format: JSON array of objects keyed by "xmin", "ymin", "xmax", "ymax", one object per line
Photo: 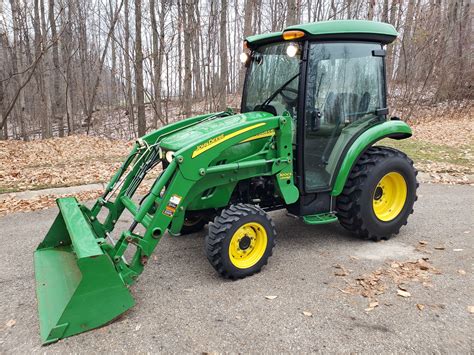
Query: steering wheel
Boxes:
[{"xmin": 280, "ymin": 87, "xmax": 298, "ymax": 105}]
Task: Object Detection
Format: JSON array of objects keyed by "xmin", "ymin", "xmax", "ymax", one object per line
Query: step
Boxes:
[{"xmin": 302, "ymin": 212, "xmax": 338, "ymax": 225}]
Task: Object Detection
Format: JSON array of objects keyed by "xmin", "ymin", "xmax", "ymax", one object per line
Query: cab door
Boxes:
[{"xmin": 302, "ymin": 41, "xmax": 387, "ymax": 192}]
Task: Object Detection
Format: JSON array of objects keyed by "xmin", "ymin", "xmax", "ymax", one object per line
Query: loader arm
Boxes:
[{"xmin": 105, "ymin": 114, "xmax": 297, "ymax": 285}]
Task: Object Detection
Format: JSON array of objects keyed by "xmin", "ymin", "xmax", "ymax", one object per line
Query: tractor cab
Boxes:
[{"xmin": 242, "ymin": 20, "xmax": 397, "ymax": 214}]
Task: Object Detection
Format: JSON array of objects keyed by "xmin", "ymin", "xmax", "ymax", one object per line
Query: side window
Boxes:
[{"xmin": 304, "ymin": 42, "xmax": 386, "ymax": 191}]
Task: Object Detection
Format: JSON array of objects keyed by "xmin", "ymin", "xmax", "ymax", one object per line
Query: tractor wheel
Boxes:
[
  {"xmin": 205, "ymin": 203, "xmax": 276, "ymax": 279},
  {"xmin": 336, "ymin": 146, "xmax": 418, "ymax": 241},
  {"xmin": 180, "ymin": 212, "xmax": 207, "ymax": 235}
]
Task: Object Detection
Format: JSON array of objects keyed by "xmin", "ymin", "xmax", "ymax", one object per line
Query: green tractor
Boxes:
[{"xmin": 34, "ymin": 20, "xmax": 418, "ymax": 343}]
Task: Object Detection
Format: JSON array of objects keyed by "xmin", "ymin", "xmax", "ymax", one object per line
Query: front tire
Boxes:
[
  {"xmin": 336, "ymin": 146, "xmax": 418, "ymax": 241},
  {"xmin": 205, "ymin": 204, "xmax": 276, "ymax": 279}
]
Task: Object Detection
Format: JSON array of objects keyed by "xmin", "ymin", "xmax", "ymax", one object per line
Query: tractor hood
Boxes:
[{"xmin": 159, "ymin": 111, "xmax": 274, "ymax": 152}]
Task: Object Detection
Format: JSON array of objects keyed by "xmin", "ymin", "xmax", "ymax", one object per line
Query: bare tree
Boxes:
[
  {"xmin": 219, "ymin": 0, "xmax": 228, "ymax": 110},
  {"xmin": 135, "ymin": 0, "xmax": 146, "ymax": 136},
  {"xmin": 182, "ymin": 0, "xmax": 192, "ymax": 115},
  {"xmin": 0, "ymin": 0, "xmax": 471, "ymax": 140}
]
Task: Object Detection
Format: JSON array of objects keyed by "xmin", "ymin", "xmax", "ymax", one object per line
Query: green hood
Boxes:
[{"xmin": 159, "ymin": 111, "xmax": 274, "ymax": 151}]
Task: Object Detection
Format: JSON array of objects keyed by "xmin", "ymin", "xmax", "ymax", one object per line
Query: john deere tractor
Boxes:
[{"xmin": 34, "ymin": 20, "xmax": 417, "ymax": 343}]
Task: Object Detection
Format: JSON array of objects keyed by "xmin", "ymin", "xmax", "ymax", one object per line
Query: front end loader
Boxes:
[{"xmin": 34, "ymin": 20, "xmax": 418, "ymax": 343}]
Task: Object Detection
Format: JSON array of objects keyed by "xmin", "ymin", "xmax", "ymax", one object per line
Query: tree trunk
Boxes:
[
  {"xmin": 158, "ymin": 0, "xmax": 167, "ymax": 122},
  {"xmin": 150, "ymin": 0, "xmax": 162, "ymax": 128},
  {"xmin": 191, "ymin": 0, "xmax": 202, "ymax": 100},
  {"xmin": 135, "ymin": 0, "xmax": 146, "ymax": 136},
  {"xmin": 367, "ymin": 0, "xmax": 376, "ymax": 20},
  {"xmin": 218, "ymin": 0, "xmax": 228, "ymax": 110},
  {"xmin": 287, "ymin": 0, "xmax": 297, "ymax": 25},
  {"xmin": 48, "ymin": 0, "xmax": 64, "ymax": 137},
  {"xmin": 34, "ymin": 0, "xmax": 52, "ymax": 139},
  {"xmin": 182, "ymin": 0, "xmax": 192, "ymax": 115},
  {"xmin": 382, "ymin": 0, "xmax": 389, "ymax": 22},
  {"xmin": 124, "ymin": 0, "xmax": 134, "ymax": 133}
]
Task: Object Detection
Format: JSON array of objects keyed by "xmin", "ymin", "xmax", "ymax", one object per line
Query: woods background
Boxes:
[{"xmin": 0, "ymin": 0, "xmax": 472, "ymax": 141}]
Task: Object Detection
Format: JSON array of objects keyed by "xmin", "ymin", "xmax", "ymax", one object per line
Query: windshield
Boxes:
[{"xmin": 241, "ymin": 42, "xmax": 300, "ymax": 117}]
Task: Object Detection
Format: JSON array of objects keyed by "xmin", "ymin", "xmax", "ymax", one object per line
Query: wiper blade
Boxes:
[{"xmin": 258, "ymin": 73, "xmax": 300, "ymax": 108}]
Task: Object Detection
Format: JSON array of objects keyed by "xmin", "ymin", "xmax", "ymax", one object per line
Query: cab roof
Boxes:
[{"xmin": 246, "ymin": 20, "xmax": 398, "ymax": 47}]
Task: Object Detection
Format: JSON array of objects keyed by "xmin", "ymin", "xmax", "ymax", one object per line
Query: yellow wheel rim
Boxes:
[
  {"xmin": 229, "ymin": 222, "xmax": 268, "ymax": 269},
  {"xmin": 372, "ymin": 172, "xmax": 407, "ymax": 222}
]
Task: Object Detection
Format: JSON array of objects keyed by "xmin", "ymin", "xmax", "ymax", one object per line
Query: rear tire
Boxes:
[
  {"xmin": 205, "ymin": 204, "xmax": 276, "ymax": 279},
  {"xmin": 336, "ymin": 146, "xmax": 418, "ymax": 241},
  {"xmin": 180, "ymin": 212, "xmax": 207, "ymax": 235}
]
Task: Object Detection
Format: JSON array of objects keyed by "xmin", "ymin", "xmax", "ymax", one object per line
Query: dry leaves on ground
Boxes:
[
  {"xmin": 0, "ymin": 190, "xmax": 105, "ymax": 216},
  {"xmin": 0, "ymin": 135, "xmax": 131, "ymax": 192},
  {"xmin": 333, "ymin": 264, "xmax": 351, "ymax": 277},
  {"xmin": 5, "ymin": 319, "xmax": 16, "ymax": 328},
  {"xmin": 397, "ymin": 289, "xmax": 412, "ymax": 298},
  {"xmin": 0, "ymin": 178, "xmax": 154, "ymax": 216},
  {"xmin": 410, "ymin": 107, "xmax": 474, "ymax": 148},
  {"xmin": 340, "ymin": 259, "xmax": 440, "ymax": 300},
  {"xmin": 265, "ymin": 295, "xmax": 278, "ymax": 300}
]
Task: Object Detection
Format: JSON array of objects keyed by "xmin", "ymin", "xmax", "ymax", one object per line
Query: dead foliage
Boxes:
[
  {"xmin": 340, "ymin": 259, "xmax": 440, "ymax": 301},
  {"xmin": 0, "ymin": 180, "xmax": 154, "ymax": 216},
  {"xmin": 0, "ymin": 190, "xmax": 104, "ymax": 216},
  {"xmin": 0, "ymin": 135, "xmax": 131, "ymax": 193},
  {"xmin": 410, "ymin": 103, "xmax": 474, "ymax": 148}
]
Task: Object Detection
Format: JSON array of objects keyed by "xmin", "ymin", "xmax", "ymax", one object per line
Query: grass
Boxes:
[{"xmin": 377, "ymin": 138, "xmax": 473, "ymax": 172}]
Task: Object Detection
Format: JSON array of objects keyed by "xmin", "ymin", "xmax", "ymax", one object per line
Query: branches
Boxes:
[{"xmin": 0, "ymin": 0, "xmax": 472, "ymax": 140}]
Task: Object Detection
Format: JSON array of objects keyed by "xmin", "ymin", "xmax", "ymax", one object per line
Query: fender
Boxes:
[{"xmin": 331, "ymin": 120, "xmax": 412, "ymax": 196}]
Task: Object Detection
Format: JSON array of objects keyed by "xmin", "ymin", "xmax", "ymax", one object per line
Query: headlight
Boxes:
[
  {"xmin": 286, "ymin": 43, "xmax": 299, "ymax": 57},
  {"xmin": 165, "ymin": 150, "xmax": 175, "ymax": 163}
]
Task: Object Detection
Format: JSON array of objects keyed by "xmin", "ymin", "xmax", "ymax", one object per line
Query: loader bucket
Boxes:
[{"xmin": 34, "ymin": 197, "xmax": 135, "ymax": 344}]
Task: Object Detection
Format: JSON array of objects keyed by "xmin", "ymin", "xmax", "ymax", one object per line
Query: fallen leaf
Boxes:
[
  {"xmin": 369, "ymin": 301, "xmax": 379, "ymax": 308},
  {"xmin": 265, "ymin": 295, "xmax": 277, "ymax": 300},
  {"xmin": 416, "ymin": 304, "xmax": 425, "ymax": 311},
  {"xmin": 458, "ymin": 269, "xmax": 466, "ymax": 275},
  {"xmin": 5, "ymin": 319, "xmax": 16, "ymax": 328},
  {"xmin": 434, "ymin": 246, "xmax": 445, "ymax": 250},
  {"xmin": 468, "ymin": 306, "xmax": 474, "ymax": 314},
  {"xmin": 302, "ymin": 311, "xmax": 313, "ymax": 317},
  {"xmin": 334, "ymin": 264, "xmax": 350, "ymax": 276},
  {"xmin": 417, "ymin": 259, "xmax": 431, "ymax": 270},
  {"xmin": 418, "ymin": 240, "xmax": 428, "ymax": 245},
  {"xmin": 338, "ymin": 288, "xmax": 353, "ymax": 295},
  {"xmin": 398, "ymin": 283, "xmax": 408, "ymax": 291},
  {"xmin": 397, "ymin": 289, "xmax": 411, "ymax": 298}
]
